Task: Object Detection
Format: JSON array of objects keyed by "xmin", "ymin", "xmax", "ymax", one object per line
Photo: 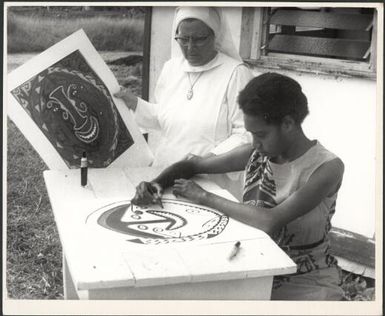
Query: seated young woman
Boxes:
[{"xmin": 131, "ymin": 72, "xmax": 345, "ymax": 301}]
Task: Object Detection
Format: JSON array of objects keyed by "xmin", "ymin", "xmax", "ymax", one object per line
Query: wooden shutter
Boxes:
[{"xmin": 266, "ymin": 8, "xmax": 374, "ymax": 61}]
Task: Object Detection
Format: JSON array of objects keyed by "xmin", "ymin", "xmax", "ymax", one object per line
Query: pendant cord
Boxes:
[{"xmin": 187, "ymin": 72, "xmax": 203, "ymax": 97}]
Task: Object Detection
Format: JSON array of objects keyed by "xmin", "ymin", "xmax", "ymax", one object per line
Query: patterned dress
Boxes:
[{"xmin": 243, "ymin": 141, "xmax": 344, "ymax": 300}]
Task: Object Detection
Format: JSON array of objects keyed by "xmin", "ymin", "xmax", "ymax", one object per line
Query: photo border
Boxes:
[{"xmin": 3, "ymin": 1, "xmax": 383, "ymax": 315}]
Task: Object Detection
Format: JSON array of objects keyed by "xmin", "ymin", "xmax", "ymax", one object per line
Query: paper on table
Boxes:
[{"xmin": 87, "ymin": 168, "xmax": 136, "ymax": 199}]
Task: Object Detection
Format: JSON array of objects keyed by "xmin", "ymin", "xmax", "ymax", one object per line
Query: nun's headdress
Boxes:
[{"xmin": 171, "ymin": 6, "xmax": 242, "ymax": 62}]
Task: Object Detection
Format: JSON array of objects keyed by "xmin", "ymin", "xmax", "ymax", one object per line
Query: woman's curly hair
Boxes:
[{"xmin": 238, "ymin": 72, "xmax": 309, "ymax": 125}]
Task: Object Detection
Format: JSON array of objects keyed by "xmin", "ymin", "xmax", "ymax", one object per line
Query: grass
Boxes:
[
  {"xmin": 6, "ymin": 119, "xmax": 63, "ymax": 299},
  {"xmin": 340, "ymin": 271, "xmax": 375, "ymax": 301},
  {"xmin": 7, "ymin": 11, "xmax": 144, "ymax": 53}
]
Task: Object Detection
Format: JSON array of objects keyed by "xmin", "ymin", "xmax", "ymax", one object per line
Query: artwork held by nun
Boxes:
[
  {"xmin": 86, "ymin": 199, "xmax": 229, "ymax": 245},
  {"xmin": 10, "ymin": 50, "xmax": 134, "ymax": 168}
]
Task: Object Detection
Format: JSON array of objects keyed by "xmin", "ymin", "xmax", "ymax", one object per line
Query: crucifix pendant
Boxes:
[{"xmin": 187, "ymin": 89, "xmax": 193, "ymax": 100}]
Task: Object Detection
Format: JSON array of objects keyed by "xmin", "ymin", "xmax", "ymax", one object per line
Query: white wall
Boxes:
[
  {"xmin": 149, "ymin": 7, "xmax": 174, "ymax": 102},
  {"xmin": 150, "ymin": 7, "xmax": 378, "ymax": 238},
  {"xmin": 302, "ymin": 75, "xmax": 376, "ymax": 238}
]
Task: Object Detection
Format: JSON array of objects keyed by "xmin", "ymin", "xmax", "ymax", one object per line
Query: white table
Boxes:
[{"xmin": 43, "ymin": 167, "xmax": 296, "ymax": 300}]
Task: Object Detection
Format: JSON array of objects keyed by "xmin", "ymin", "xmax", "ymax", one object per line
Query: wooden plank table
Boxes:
[{"xmin": 43, "ymin": 167, "xmax": 296, "ymax": 300}]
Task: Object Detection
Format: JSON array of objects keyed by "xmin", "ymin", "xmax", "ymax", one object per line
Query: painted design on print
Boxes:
[
  {"xmin": 88, "ymin": 199, "xmax": 229, "ymax": 245},
  {"xmin": 11, "ymin": 50, "xmax": 134, "ymax": 168}
]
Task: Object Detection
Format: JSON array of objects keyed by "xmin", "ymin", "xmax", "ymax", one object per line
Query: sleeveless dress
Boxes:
[{"xmin": 243, "ymin": 141, "xmax": 344, "ymax": 300}]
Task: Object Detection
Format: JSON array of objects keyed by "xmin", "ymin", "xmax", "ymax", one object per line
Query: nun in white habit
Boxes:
[{"xmin": 115, "ymin": 7, "xmax": 252, "ymax": 173}]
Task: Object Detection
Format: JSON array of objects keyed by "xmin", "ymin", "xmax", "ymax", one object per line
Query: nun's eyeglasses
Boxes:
[{"xmin": 174, "ymin": 35, "xmax": 211, "ymax": 47}]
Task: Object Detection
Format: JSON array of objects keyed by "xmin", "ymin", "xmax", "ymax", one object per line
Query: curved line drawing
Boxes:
[{"xmin": 87, "ymin": 199, "xmax": 229, "ymax": 244}]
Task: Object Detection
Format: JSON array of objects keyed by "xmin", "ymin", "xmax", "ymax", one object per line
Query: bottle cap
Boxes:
[{"xmin": 81, "ymin": 151, "xmax": 88, "ymax": 167}]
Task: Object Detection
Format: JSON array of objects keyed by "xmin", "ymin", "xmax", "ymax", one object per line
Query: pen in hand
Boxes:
[
  {"xmin": 228, "ymin": 241, "xmax": 241, "ymax": 260},
  {"xmin": 154, "ymin": 193, "xmax": 164, "ymax": 209},
  {"xmin": 149, "ymin": 184, "xmax": 163, "ymax": 209}
]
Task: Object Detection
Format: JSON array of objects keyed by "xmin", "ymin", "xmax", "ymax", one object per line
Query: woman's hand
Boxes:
[
  {"xmin": 131, "ymin": 181, "xmax": 163, "ymax": 206},
  {"xmin": 172, "ymin": 179, "xmax": 208, "ymax": 204},
  {"xmin": 114, "ymin": 87, "xmax": 138, "ymax": 111}
]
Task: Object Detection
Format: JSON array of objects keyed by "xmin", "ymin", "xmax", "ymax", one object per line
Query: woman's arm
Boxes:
[
  {"xmin": 154, "ymin": 143, "xmax": 253, "ymax": 188},
  {"xmin": 133, "ymin": 98, "xmax": 162, "ymax": 131},
  {"xmin": 114, "ymin": 89, "xmax": 161, "ymax": 131},
  {"xmin": 173, "ymin": 158, "xmax": 344, "ymax": 235},
  {"xmin": 210, "ymin": 64, "xmax": 254, "ymax": 155},
  {"xmin": 114, "ymin": 88, "xmax": 138, "ymax": 110},
  {"xmin": 132, "ymin": 144, "xmax": 253, "ymax": 205},
  {"xmin": 114, "ymin": 60, "xmax": 173, "ymax": 131}
]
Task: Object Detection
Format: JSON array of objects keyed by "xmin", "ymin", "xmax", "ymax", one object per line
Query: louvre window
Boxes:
[
  {"xmin": 240, "ymin": 7, "xmax": 377, "ymax": 78},
  {"xmin": 263, "ymin": 8, "xmax": 374, "ymax": 61}
]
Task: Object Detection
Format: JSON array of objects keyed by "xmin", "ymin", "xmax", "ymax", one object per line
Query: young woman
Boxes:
[{"xmin": 132, "ymin": 72, "xmax": 345, "ymax": 300}]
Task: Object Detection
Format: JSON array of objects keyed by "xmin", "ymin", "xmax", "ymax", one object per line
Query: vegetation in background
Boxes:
[{"xmin": 7, "ymin": 6, "xmax": 145, "ymax": 53}]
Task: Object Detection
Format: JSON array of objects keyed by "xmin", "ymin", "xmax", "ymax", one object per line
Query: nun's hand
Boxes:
[
  {"xmin": 114, "ymin": 87, "xmax": 138, "ymax": 111},
  {"xmin": 172, "ymin": 179, "xmax": 208, "ymax": 204}
]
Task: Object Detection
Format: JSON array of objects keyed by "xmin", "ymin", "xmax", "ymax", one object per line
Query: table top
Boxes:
[{"xmin": 44, "ymin": 167, "xmax": 296, "ymax": 291}]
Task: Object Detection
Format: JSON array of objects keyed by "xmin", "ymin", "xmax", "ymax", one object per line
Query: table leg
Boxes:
[{"xmin": 62, "ymin": 253, "xmax": 79, "ymax": 299}]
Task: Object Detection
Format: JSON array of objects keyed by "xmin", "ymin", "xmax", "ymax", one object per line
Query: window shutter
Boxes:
[{"xmin": 266, "ymin": 8, "xmax": 374, "ymax": 61}]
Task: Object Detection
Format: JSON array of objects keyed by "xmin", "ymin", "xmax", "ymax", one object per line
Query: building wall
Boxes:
[
  {"xmin": 149, "ymin": 6, "xmax": 378, "ymax": 238},
  {"xmin": 148, "ymin": 7, "xmax": 174, "ymax": 101}
]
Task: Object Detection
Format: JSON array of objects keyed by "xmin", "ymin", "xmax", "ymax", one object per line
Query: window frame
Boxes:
[{"xmin": 239, "ymin": 7, "xmax": 377, "ymax": 80}]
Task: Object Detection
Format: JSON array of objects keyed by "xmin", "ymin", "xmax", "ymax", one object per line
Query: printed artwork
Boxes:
[
  {"xmin": 86, "ymin": 199, "xmax": 229, "ymax": 245},
  {"xmin": 10, "ymin": 50, "xmax": 134, "ymax": 168}
]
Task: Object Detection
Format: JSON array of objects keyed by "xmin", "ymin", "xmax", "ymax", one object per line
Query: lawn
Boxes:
[
  {"xmin": 6, "ymin": 118, "xmax": 63, "ymax": 299},
  {"xmin": 7, "ymin": 6, "xmax": 145, "ymax": 53}
]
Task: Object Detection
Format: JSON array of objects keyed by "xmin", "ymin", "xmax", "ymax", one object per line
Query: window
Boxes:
[{"xmin": 240, "ymin": 7, "xmax": 377, "ymax": 79}]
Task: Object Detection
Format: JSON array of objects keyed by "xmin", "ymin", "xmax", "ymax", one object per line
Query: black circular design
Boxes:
[
  {"xmin": 36, "ymin": 67, "xmax": 119, "ymax": 167},
  {"xmin": 89, "ymin": 199, "xmax": 229, "ymax": 244}
]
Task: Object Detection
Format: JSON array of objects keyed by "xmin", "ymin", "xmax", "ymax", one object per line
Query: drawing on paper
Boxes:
[
  {"xmin": 10, "ymin": 50, "xmax": 134, "ymax": 168},
  {"xmin": 86, "ymin": 199, "xmax": 229, "ymax": 244}
]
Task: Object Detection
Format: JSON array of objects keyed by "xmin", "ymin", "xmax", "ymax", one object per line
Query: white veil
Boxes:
[{"xmin": 170, "ymin": 7, "xmax": 242, "ymax": 62}]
